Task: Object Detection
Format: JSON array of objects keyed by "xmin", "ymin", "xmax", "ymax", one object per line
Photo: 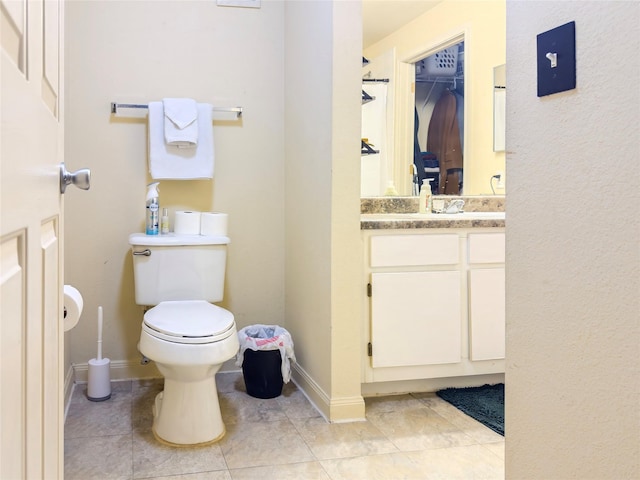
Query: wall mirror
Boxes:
[{"xmin": 361, "ymin": 0, "xmax": 506, "ymax": 197}]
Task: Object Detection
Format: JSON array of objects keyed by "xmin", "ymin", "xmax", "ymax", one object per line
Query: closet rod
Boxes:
[
  {"xmin": 110, "ymin": 102, "xmax": 243, "ymax": 118},
  {"xmin": 415, "ymin": 77, "xmax": 462, "ymax": 84},
  {"xmin": 362, "ymin": 78, "xmax": 389, "ymax": 83}
]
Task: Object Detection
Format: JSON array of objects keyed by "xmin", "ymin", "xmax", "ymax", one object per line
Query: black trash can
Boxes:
[
  {"xmin": 242, "ymin": 349, "xmax": 284, "ymax": 399},
  {"xmin": 236, "ymin": 324, "xmax": 295, "ymax": 400}
]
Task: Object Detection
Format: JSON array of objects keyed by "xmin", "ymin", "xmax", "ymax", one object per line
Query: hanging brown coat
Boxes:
[{"xmin": 427, "ymin": 90, "xmax": 463, "ymax": 194}]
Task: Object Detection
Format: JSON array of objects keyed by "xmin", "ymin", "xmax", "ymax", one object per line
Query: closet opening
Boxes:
[{"xmin": 413, "ymin": 40, "xmax": 465, "ymax": 195}]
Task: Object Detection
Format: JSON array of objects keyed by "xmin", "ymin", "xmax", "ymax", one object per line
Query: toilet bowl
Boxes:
[{"xmin": 139, "ymin": 300, "xmax": 239, "ymax": 446}]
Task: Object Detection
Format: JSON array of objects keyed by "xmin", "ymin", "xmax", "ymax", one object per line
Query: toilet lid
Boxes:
[{"xmin": 144, "ymin": 300, "xmax": 235, "ymax": 341}]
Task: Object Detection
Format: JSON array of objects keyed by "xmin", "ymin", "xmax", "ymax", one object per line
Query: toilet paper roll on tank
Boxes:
[
  {"xmin": 63, "ymin": 285, "xmax": 84, "ymax": 331},
  {"xmin": 174, "ymin": 210, "xmax": 201, "ymax": 234},
  {"xmin": 200, "ymin": 212, "xmax": 228, "ymax": 236},
  {"xmin": 174, "ymin": 211, "xmax": 228, "ymax": 236}
]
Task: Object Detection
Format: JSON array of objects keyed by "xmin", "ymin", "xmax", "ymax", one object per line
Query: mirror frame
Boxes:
[{"xmin": 493, "ymin": 64, "xmax": 506, "ymax": 152}]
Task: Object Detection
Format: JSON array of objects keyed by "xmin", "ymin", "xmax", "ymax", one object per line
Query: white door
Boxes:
[{"xmin": 1, "ymin": 0, "xmax": 65, "ymax": 478}]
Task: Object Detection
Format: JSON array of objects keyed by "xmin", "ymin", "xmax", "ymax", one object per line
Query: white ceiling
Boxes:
[{"xmin": 362, "ymin": 0, "xmax": 442, "ymax": 49}]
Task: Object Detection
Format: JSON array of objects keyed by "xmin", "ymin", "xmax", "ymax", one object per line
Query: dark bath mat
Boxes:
[{"xmin": 436, "ymin": 383, "xmax": 504, "ymax": 436}]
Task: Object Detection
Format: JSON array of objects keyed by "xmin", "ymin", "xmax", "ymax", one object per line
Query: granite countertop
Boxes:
[{"xmin": 361, "ymin": 196, "xmax": 505, "ymax": 230}]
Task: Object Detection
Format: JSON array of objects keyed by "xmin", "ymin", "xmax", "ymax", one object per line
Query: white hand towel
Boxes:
[
  {"xmin": 149, "ymin": 102, "xmax": 214, "ymax": 180},
  {"xmin": 163, "ymin": 98, "xmax": 198, "ymax": 147}
]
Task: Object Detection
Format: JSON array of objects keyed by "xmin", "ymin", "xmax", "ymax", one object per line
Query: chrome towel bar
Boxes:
[{"xmin": 110, "ymin": 102, "xmax": 243, "ymax": 118}]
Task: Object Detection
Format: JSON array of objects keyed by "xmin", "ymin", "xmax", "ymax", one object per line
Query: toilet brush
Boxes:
[{"xmin": 87, "ymin": 306, "xmax": 111, "ymax": 401}]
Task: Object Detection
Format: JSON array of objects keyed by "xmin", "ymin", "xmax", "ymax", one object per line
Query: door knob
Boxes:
[{"xmin": 59, "ymin": 163, "xmax": 91, "ymax": 194}]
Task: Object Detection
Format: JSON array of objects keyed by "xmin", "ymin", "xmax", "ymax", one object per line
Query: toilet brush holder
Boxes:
[
  {"xmin": 87, "ymin": 305, "xmax": 111, "ymax": 402},
  {"xmin": 87, "ymin": 357, "xmax": 111, "ymax": 401}
]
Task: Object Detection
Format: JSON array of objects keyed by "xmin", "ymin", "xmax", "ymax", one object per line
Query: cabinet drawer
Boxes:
[
  {"xmin": 371, "ymin": 234, "xmax": 459, "ymax": 267},
  {"xmin": 468, "ymin": 233, "xmax": 505, "ymax": 264}
]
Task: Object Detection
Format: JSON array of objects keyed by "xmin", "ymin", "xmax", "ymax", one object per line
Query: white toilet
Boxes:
[{"xmin": 129, "ymin": 232, "xmax": 239, "ymax": 446}]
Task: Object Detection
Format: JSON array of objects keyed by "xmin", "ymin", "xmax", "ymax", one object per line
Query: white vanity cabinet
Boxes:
[
  {"xmin": 363, "ymin": 228, "xmax": 505, "ymax": 386},
  {"xmin": 370, "ymin": 234, "xmax": 462, "ymax": 369}
]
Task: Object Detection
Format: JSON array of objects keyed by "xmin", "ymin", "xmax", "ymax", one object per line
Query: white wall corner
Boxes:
[
  {"xmin": 291, "ymin": 362, "xmax": 331, "ymax": 420},
  {"xmin": 328, "ymin": 395, "xmax": 366, "ymax": 423}
]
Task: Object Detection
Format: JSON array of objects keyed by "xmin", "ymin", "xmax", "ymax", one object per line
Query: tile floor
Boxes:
[{"xmin": 64, "ymin": 372, "xmax": 504, "ymax": 479}]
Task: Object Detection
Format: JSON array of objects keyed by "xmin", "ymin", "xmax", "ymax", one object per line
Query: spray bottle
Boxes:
[{"xmin": 146, "ymin": 182, "xmax": 160, "ymax": 235}]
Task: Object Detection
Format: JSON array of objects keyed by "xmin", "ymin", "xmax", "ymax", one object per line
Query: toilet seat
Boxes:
[{"xmin": 143, "ymin": 300, "xmax": 235, "ymax": 344}]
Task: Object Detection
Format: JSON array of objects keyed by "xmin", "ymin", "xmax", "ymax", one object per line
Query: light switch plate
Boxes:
[{"xmin": 537, "ymin": 21, "xmax": 576, "ymax": 97}]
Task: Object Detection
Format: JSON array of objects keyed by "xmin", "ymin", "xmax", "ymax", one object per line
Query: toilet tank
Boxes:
[{"xmin": 129, "ymin": 233, "xmax": 230, "ymax": 306}]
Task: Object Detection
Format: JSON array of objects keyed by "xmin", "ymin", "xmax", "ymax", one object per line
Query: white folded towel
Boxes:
[
  {"xmin": 163, "ymin": 98, "xmax": 198, "ymax": 147},
  {"xmin": 149, "ymin": 102, "xmax": 214, "ymax": 180}
]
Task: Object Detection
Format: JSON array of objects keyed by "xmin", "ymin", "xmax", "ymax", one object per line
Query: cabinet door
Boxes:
[
  {"xmin": 371, "ymin": 271, "xmax": 461, "ymax": 368},
  {"xmin": 468, "ymin": 268, "xmax": 505, "ymax": 360}
]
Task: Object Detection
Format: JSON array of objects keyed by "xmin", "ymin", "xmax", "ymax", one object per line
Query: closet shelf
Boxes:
[{"xmin": 415, "ymin": 75, "xmax": 464, "ymax": 84}]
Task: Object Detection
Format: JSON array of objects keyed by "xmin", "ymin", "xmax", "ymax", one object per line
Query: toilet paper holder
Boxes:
[{"xmin": 63, "ymin": 285, "xmax": 84, "ymax": 332}]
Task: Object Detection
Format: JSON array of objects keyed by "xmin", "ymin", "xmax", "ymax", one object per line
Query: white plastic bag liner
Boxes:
[{"xmin": 235, "ymin": 325, "xmax": 296, "ymax": 383}]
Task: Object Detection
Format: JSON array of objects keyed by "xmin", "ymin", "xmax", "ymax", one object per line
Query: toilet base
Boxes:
[
  {"xmin": 152, "ymin": 424, "xmax": 226, "ymax": 448},
  {"xmin": 152, "ymin": 375, "xmax": 225, "ymax": 445}
]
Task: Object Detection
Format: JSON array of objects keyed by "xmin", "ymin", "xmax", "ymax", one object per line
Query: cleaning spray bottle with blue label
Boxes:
[{"xmin": 146, "ymin": 182, "xmax": 160, "ymax": 235}]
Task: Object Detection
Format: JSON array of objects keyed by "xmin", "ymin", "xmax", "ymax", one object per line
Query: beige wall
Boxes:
[
  {"xmin": 283, "ymin": 0, "xmax": 333, "ymax": 405},
  {"xmin": 363, "ymin": 0, "xmax": 506, "ymax": 195},
  {"xmin": 284, "ymin": 0, "xmax": 364, "ymax": 420},
  {"xmin": 64, "ymin": 1, "xmax": 285, "ymax": 372},
  {"xmin": 65, "ymin": 0, "xmax": 364, "ymax": 421},
  {"xmin": 506, "ymin": 1, "xmax": 640, "ymax": 478}
]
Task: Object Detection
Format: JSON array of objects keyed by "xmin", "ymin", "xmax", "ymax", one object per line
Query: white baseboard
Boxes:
[
  {"xmin": 67, "ymin": 359, "xmax": 367, "ymax": 423},
  {"xmin": 291, "ymin": 363, "xmax": 365, "ymax": 423},
  {"xmin": 64, "ymin": 365, "xmax": 75, "ymax": 421},
  {"xmin": 72, "ymin": 359, "xmax": 161, "ymax": 384},
  {"xmin": 71, "ymin": 359, "xmax": 493, "ymax": 424}
]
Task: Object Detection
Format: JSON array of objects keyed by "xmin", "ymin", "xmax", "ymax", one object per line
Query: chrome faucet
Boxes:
[{"xmin": 443, "ymin": 199, "xmax": 465, "ymax": 214}]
